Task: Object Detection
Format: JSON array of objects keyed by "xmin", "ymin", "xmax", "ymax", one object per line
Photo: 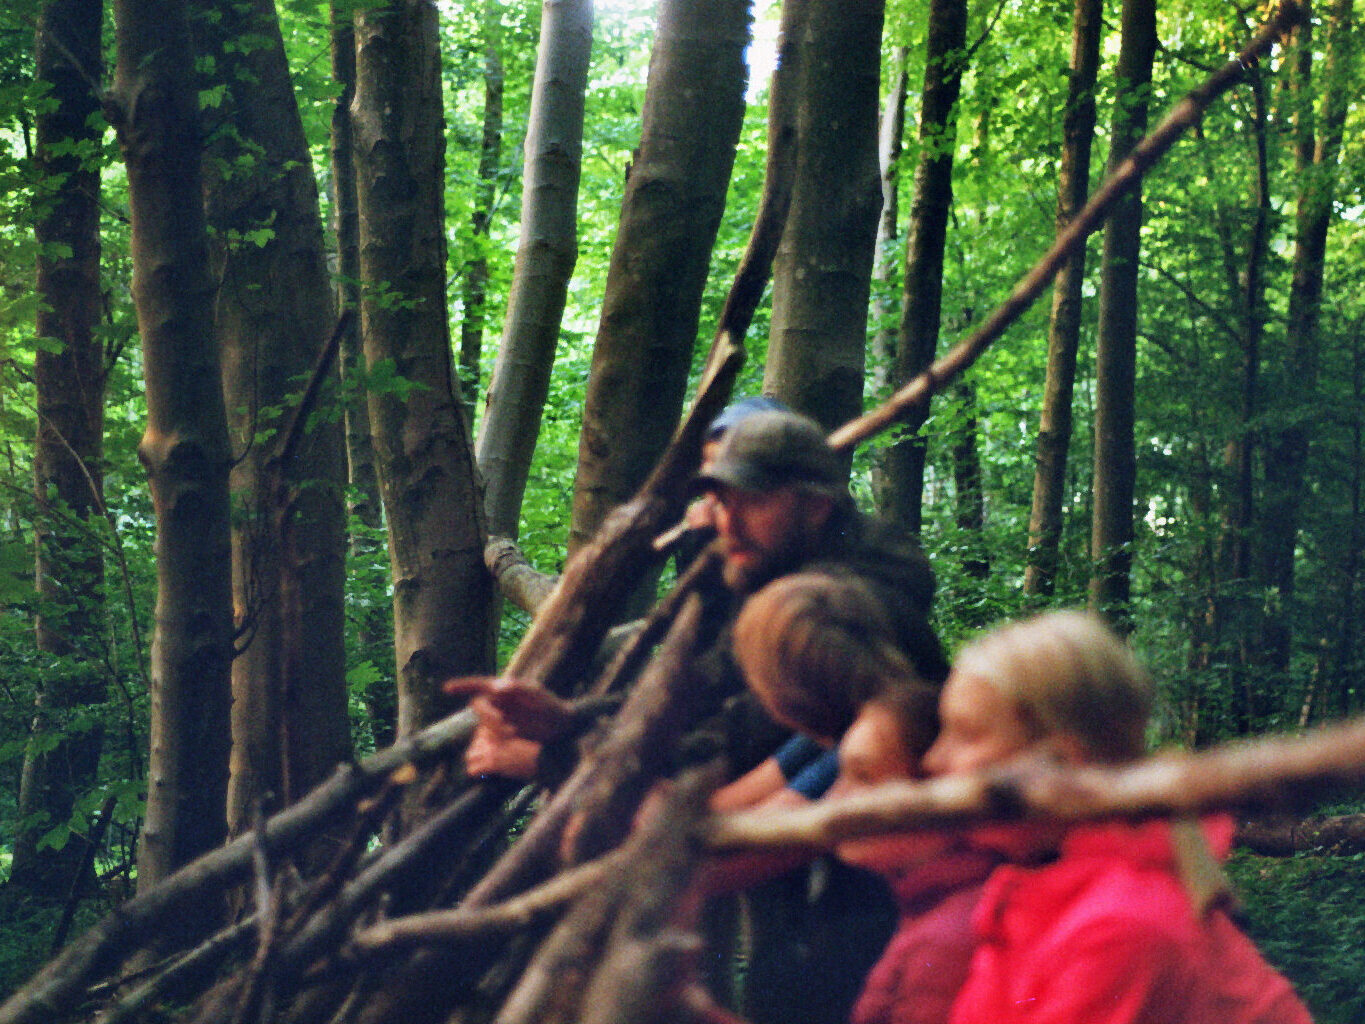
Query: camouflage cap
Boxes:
[{"xmin": 695, "ymin": 409, "xmax": 844, "ymax": 496}]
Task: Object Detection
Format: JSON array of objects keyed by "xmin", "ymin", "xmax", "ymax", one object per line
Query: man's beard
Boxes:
[{"xmin": 721, "ymin": 525, "xmax": 816, "ymax": 596}]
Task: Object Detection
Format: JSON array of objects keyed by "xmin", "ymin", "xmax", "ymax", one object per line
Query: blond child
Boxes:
[{"xmin": 920, "ymin": 611, "xmax": 1312, "ymax": 1024}]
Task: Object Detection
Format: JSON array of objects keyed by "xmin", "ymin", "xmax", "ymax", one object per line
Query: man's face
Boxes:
[{"xmin": 711, "ymin": 483, "xmax": 830, "ymax": 593}]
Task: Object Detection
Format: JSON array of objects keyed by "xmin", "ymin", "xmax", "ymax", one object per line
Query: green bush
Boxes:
[{"xmin": 1227, "ymin": 849, "xmax": 1365, "ymax": 1024}]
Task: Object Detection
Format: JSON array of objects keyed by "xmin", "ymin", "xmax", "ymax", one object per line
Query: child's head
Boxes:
[
  {"xmin": 733, "ymin": 571, "xmax": 924, "ymax": 746},
  {"xmin": 836, "ymin": 686, "xmax": 941, "ymax": 789},
  {"xmin": 924, "ymin": 609, "xmax": 1154, "ymax": 777},
  {"xmin": 831, "ymin": 668, "xmax": 945, "ymax": 874}
]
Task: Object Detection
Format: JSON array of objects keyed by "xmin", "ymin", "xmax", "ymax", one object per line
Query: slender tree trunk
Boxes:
[
  {"xmin": 459, "ymin": 0, "xmax": 505, "ymax": 430},
  {"xmin": 330, "ymin": 2, "xmax": 381, "ymax": 536},
  {"xmin": 194, "ymin": 0, "xmax": 351, "ymax": 835},
  {"xmin": 868, "ymin": 45, "xmax": 908, "ymax": 402},
  {"xmin": 1023, "ymin": 0, "xmax": 1102, "ymax": 596},
  {"xmin": 567, "ymin": 0, "xmax": 751, "ymax": 554},
  {"xmin": 1338, "ymin": 326, "xmax": 1363, "ymax": 716},
  {"xmin": 109, "ymin": 0, "xmax": 234, "ymax": 897},
  {"xmin": 1088, "ymin": 0, "xmax": 1156, "ymax": 630},
  {"xmin": 353, "ymin": 0, "xmax": 496, "ymax": 736},
  {"xmin": 330, "ymin": 2, "xmax": 394, "ymax": 748},
  {"xmin": 951, "ymin": 380, "xmax": 988, "ymax": 584},
  {"xmin": 11, "ymin": 0, "xmax": 108, "ymax": 900},
  {"xmin": 476, "ymin": 0, "xmax": 593, "ymax": 540},
  {"xmin": 874, "ymin": 0, "xmax": 967, "ymax": 532},
  {"xmin": 763, "ymin": 0, "xmax": 885, "ymax": 434},
  {"xmin": 1260, "ymin": 0, "xmax": 1354, "ymax": 676},
  {"xmin": 1208, "ymin": 67, "xmax": 1271, "ymax": 731}
]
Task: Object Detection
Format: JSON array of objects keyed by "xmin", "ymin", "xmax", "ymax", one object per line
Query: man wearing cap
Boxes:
[
  {"xmin": 449, "ymin": 409, "xmax": 946, "ymax": 1024},
  {"xmin": 691, "ymin": 410, "xmax": 944, "ymax": 1024},
  {"xmin": 698, "ymin": 409, "xmax": 941, "ymax": 674},
  {"xmin": 452, "ymin": 408, "xmax": 944, "ymax": 779}
]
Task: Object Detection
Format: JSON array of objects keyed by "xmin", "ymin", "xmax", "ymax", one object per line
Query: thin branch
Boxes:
[
  {"xmin": 346, "ymin": 847, "xmax": 632, "ymax": 955},
  {"xmin": 828, "ymin": 0, "xmax": 1307, "ymax": 454},
  {"xmin": 91, "ymin": 918, "xmax": 259, "ymax": 1024},
  {"xmin": 484, "ymin": 536, "xmax": 558, "ymax": 616},
  {"xmin": 0, "ymin": 712, "xmax": 477, "ymax": 1024}
]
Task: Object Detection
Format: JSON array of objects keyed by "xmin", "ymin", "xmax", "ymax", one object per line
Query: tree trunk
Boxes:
[
  {"xmin": 476, "ymin": 0, "xmax": 593, "ymax": 540},
  {"xmin": 1208, "ymin": 66, "xmax": 1271, "ymax": 733},
  {"xmin": 1088, "ymin": 0, "xmax": 1156, "ymax": 630},
  {"xmin": 873, "ymin": 0, "xmax": 967, "ymax": 533},
  {"xmin": 1023, "ymin": 0, "xmax": 1102, "ymax": 597},
  {"xmin": 330, "ymin": 2, "xmax": 381, "ymax": 536},
  {"xmin": 763, "ymin": 0, "xmax": 885, "ymax": 434},
  {"xmin": 330, "ymin": 1, "xmax": 395, "ymax": 748},
  {"xmin": 353, "ymin": 0, "xmax": 496, "ymax": 736},
  {"xmin": 194, "ymin": 0, "xmax": 352, "ymax": 836},
  {"xmin": 1260, "ymin": 0, "xmax": 1354, "ymax": 677},
  {"xmin": 1337, "ymin": 328, "xmax": 1363, "ymax": 717},
  {"xmin": 459, "ymin": 0, "xmax": 505, "ymax": 430},
  {"xmin": 109, "ymin": 0, "xmax": 234, "ymax": 896},
  {"xmin": 868, "ymin": 45, "xmax": 909, "ymax": 404},
  {"xmin": 11, "ymin": 0, "xmax": 108, "ymax": 901},
  {"xmin": 951, "ymin": 380, "xmax": 989, "ymax": 584},
  {"xmin": 567, "ymin": 0, "xmax": 751, "ymax": 554}
]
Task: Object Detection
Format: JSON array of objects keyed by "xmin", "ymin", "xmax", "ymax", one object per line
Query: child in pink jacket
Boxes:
[{"xmin": 922, "ymin": 610, "xmax": 1313, "ymax": 1024}]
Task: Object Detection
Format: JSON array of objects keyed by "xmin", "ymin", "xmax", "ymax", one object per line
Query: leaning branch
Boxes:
[
  {"xmin": 0, "ymin": 711, "xmax": 475, "ymax": 1024},
  {"xmin": 827, "ymin": 0, "xmax": 1306, "ymax": 453},
  {"xmin": 710, "ymin": 715, "xmax": 1365, "ymax": 852},
  {"xmin": 347, "ymin": 848, "xmax": 632, "ymax": 955},
  {"xmin": 484, "ymin": 535, "xmax": 559, "ymax": 615}
]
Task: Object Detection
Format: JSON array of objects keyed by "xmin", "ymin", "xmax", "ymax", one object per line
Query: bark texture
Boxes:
[
  {"xmin": 873, "ymin": 0, "xmax": 968, "ymax": 533},
  {"xmin": 1023, "ymin": 0, "xmax": 1103, "ymax": 597},
  {"xmin": 868, "ymin": 46, "xmax": 909, "ymax": 404},
  {"xmin": 1088, "ymin": 0, "xmax": 1157, "ymax": 629},
  {"xmin": 12, "ymin": 0, "xmax": 108, "ymax": 900},
  {"xmin": 1259, "ymin": 0, "xmax": 1354, "ymax": 679},
  {"xmin": 459, "ymin": 0, "xmax": 505, "ymax": 428},
  {"xmin": 330, "ymin": 1, "xmax": 381, "ymax": 535},
  {"xmin": 763, "ymin": 0, "xmax": 885, "ymax": 434},
  {"xmin": 567, "ymin": 0, "xmax": 750, "ymax": 554},
  {"xmin": 195, "ymin": 0, "xmax": 352, "ymax": 838},
  {"xmin": 110, "ymin": 0, "xmax": 234, "ymax": 895},
  {"xmin": 477, "ymin": 0, "xmax": 593, "ymax": 540},
  {"xmin": 353, "ymin": 0, "xmax": 496, "ymax": 735},
  {"xmin": 330, "ymin": 1, "xmax": 395, "ymax": 747}
]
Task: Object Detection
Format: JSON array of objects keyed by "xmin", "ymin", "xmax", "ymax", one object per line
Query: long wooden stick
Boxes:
[
  {"xmin": 828, "ymin": 0, "xmax": 1305, "ymax": 454},
  {"xmin": 0, "ymin": 711, "xmax": 476, "ymax": 1024},
  {"xmin": 710, "ymin": 715, "xmax": 1365, "ymax": 851}
]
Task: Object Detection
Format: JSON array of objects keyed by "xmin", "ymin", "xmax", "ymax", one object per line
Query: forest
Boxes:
[{"xmin": 0, "ymin": 0, "xmax": 1363, "ymax": 1020}]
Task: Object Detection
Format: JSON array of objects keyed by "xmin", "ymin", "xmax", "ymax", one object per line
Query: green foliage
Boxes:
[
  {"xmin": 0, "ymin": 0, "xmax": 1359, "ymax": 1002},
  {"xmin": 1228, "ymin": 849, "xmax": 1365, "ymax": 1023}
]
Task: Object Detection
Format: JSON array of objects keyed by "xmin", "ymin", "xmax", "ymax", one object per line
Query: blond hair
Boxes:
[
  {"xmin": 953, "ymin": 610, "xmax": 1153, "ymax": 763},
  {"xmin": 733, "ymin": 571, "xmax": 932, "ymax": 743}
]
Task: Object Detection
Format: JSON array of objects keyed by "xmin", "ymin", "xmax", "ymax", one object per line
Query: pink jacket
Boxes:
[
  {"xmin": 852, "ymin": 848, "xmax": 1000, "ymax": 1024},
  {"xmin": 948, "ymin": 818, "xmax": 1313, "ymax": 1024}
]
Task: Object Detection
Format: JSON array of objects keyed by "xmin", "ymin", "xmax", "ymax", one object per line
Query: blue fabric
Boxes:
[
  {"xmin": 774, "ymin": 734, "xmax": 824, "ymax": 780},
  {"xmin": 788, "ymin": 748, "xmax": 839, "ymax": 799}
]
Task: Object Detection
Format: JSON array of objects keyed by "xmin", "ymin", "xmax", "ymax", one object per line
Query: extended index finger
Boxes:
[{"xmin": 442, "ymin": 674, "xmax": 500, "ymax": 700}]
